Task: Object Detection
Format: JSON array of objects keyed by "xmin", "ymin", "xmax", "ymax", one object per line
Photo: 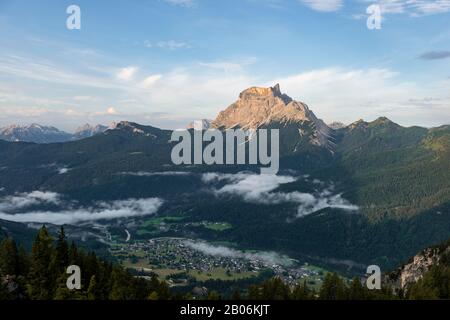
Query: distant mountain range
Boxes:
[{"xmin": 0, "ymin": 123, "xmax": 108, "ymax": 143}]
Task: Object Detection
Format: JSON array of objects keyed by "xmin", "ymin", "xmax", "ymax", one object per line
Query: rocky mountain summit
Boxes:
[
  {"xmin": 211, "ymin": 84, "xmax": 334, "ymax": 152},
  {"xmin": 187, "ymin": 119, "xmax": 212, "ymax": 130},
  {"xmin": 73, "ymin": 124, "xmax": 108, "ymax": 140}
]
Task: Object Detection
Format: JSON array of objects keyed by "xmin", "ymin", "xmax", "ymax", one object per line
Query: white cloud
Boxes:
[
  {"xmin": 1, "ymin": 50, "xmax": 449, "ymax": 130},
  {"xmin": 140, "ymin": 74, "xmax": 162, "ymax": 88},
  {"xmin": 0, "ymin": 191, "xmax": 61, "ymax": 211},
  {"xmin": 184, "ymin": 240, "xmax": 292, "ymax": 266},
  {"xmin": 199, "ymin": 58, "xmax": 257, "ymax": 73},
  {"xmin": 58, "ymin": 167, "xmax": 70, "ymax": 174},
  {"xmin": 0, "ymin": 192, "xmax": 163, "ymax": 225},
  {"xmin": 202, "ymin": 173, "xmax": 358, "ymax": 217},
  {"xmin": 360, "ymin": 0, "xmax": 450, "ymax": 16},
  {"xmin": 120, "ymin": 171, "xmax": 192, "ymax": 176},
  {"xmin": 117, "ymin": 66, "xmax": 138, "ymax": 81},
  {"xmin": 0, "ymin": 55, "xmax": 120, "ymax": 90},
  {"xmin": 163, "ymin": 0, "xmax": 194, "ymax": 7},
  {"xmin": 300, "ymin": 0, "xmax": 343, "ymax": 12},
  {"xmin": 107, "ymin": 107, "xmax": 119, "ymax": 115},
  {"xmin": 145, "ymin": 40, "xmax": 191, "ymax": 50},
  {"xmin": 202, "ymin": 173, "xmax": 297, "ymax": 202},
  {"xmin": 272, "ymin": 67, "xmax": 450, "ymax": 127}
]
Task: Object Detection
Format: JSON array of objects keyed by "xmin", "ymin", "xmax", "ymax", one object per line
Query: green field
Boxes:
[
  {"xmin": 203, "ymin": 222, "xmax": 233, "ymax": 231},
  {"xmin": 123, "ymin": 258, "xmax": 258, "ymax": 282},
  {"xmin": 141, "ymin": 215, "xmax": 186, "ymax": 227}
]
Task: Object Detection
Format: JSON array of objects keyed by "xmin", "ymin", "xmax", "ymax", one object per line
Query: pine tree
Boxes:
[
  {"xmin": 27, "ymin": 226, "xmax": 56, "ymax": 300},
  {"xmin": 17, "ymin": 245, "xmax": 29, "ymax": 277},
  {"xmin": 348, "ymin": 277, "xmax": 365, "ymax": 300},
  {"xmin": 260, "ymin": 278, "xmax": 291, "ymax": 300},
  {"xmin": 319, "ymin": 273, "xmax": 348, "ymax": 300},
  {"xmin": 109, "ymin": 267, "xmax": 132, "ymax": 300},
  {"xmin": 68, "ymin": 241, "xmax": 79, "ymax": 265},
  {"xmin": 87, "ymin": 275, "xmax": 98, "ymax": 300},
  {"xmin": 54, "ymin": 227, "xmax": 69, "ymax": 273},
  {"xmin": 292, "ymin": 280, "xmax": 311, "ymax": 300},
  {"xmin": 247, "ymin": 284, "xmax": 260, "ymax": 299},
  {"xmin": 0, "ymin": 238, "xmax": 19, "ymax": 276}
]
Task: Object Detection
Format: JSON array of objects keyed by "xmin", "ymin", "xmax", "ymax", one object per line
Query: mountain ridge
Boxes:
[{"xmin": 0, "ymin": 123, "xmax": 108, "ymax": 144}]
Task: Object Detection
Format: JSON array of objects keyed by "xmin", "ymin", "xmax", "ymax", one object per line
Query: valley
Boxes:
[{"xmin": 0, "ymin": 85, "xmax": 449, "ymax": 282}]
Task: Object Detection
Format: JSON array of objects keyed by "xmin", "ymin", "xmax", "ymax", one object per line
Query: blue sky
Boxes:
[{"xmin": 0, "ymin": 0, "xmax": 449, "ymax": 131}]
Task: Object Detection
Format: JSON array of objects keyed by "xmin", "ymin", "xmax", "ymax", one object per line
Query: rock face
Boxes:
[
  {"xmin": 73, "ymin": 124, "xmax": 107, "ymax": 140},
  {"xmin": 187, "ymin": 119, "xmax": 212, "ymax": 130},
  {"xmin": 105, "ymin": 121, "xmax": 167, "ymax": 139},
  {"xmin": 328, "ymin": 122, "xmax": 346, "ymax": 130},
  {"xmin": 385, "ymin": 245, "xmax": 448, "ymax": 293},
  {"xmin": 211, "ymin": 84, "xmax": 334, "ymax": 153}
]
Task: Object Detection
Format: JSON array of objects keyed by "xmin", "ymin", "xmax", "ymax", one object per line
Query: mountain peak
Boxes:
[
  {"xmin": 0, "ymin": 123, "xmax": 71, "ymax": 143},
  {"xmin": 239, "ymin": 83, "xmax": 279, "ymax": 97},
  {"xmin": 187, "ymin": 119, "xmax": 212, "ymax": 130},
  {"xmin": 73, "ymin": 123, "xmax": 107, "ymax": 139},
  {"xmin": 371, "ymin": 117, "xmax": 397, "ymax": 126},
  {"xmin": 106, "ymin": 121, "xmax": 163, "ymax": 138},
  {"xmin": 328, "ymin": 121, "xmax": 347, "ymax": 130},
  {"xmin": 211, "ymin": 84, "xmax": 333, "ymax": 149},
  {"xmin": 212, "ymin": 84, "xmax": 313, "ymax": 130},
  {"xmin": 238, "ymin": 84, "xmax": 292, "ymax": 104}
]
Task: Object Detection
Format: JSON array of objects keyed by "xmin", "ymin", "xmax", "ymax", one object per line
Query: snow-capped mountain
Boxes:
[
  {"xmin": 0, "ymin": 124, "xmax": 72, "ymax": 143},
  {"xmin": 0, "ymin": 123, "xmax": 107, "ymax": 143},
  {"xmin": 73, "ymin": 124, "xmax": 108, "ymax": 140}
]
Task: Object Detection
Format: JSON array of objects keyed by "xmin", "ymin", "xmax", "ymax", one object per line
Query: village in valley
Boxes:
[{"xmin": 109, "ymin": 237, "xmax": 325, "ymax": 288}]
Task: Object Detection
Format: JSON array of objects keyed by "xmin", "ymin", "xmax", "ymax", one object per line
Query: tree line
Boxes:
[
  {"xmin": 0, "ymin": 226, "xmax": 171, "ymax": 300},
  {"xmin": 1, "ymin": 226, "xmax": 450, "ymax": 300}
]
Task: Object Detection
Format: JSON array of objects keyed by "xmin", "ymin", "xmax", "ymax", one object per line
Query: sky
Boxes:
[{"xmin": 0, "ymin": 0, "xmax": 449, "ymax": 131}]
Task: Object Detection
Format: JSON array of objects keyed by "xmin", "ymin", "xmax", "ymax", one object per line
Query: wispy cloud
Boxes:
[
  {"xmin": 184, "ymin": 240, "xmax": 293, "ymax": 266},
  {"xmin": 145, "ymin": 40, "xmax": 191, "ymax": 50},
  {"xmin": 163, "ymin": 0, "xmax": 195, "ymax": 7},
  {"xmin": 119, "ymin": 171, "xmax": 192, "ymax": 177},
  {"xmin": 199, "ymin": 58, "xmax": 257, "ymax": 72},
  {"xmin": 139, "ymin": 74, "xmax": 163, "ymax": 88},
  {"xmin": 360, "ymin": 0, "xmax": 450, "ymax": 16},
  {"xmin": 272, "ymin": 67, "xmax": 450, "ymax": 127},
  {"xmin": 300, "ymin": 0, "xmax": 343, "ymax": 12},
  {"xmin": 116, "ymin": 66, "xmax": 139, "ymax": 81},
  {"xmin": 0, "ymin": 191, "xmax": 60, "ymax": 211},
  {"xmin": 1, "ymin": 48, "xmax": 449, "ymax": 130},
  {"xmin": 0, "ymin": 191, "xmax": 163, "ymax": 225},
  {"xmin": 202, "ymin": 173, "xmax": 358, "ymax": 217}
]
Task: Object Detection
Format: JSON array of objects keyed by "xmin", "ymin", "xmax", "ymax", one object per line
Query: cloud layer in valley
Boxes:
[
  {"xmin": 119, "ymin": 171, "xmax": 192, "ymax": 177},
  {"xmin": 0, "ymin": 191, "xmax": 61, "ymax": 211},
  {"xmin": 0, "ymin": 191, "xmax": 163, "ymax": 225},
  {"xmin": 202, "ymin": 172, "xmax": 358, "ymax": 217},
  {"xmin": 184, "ymin": 240, "xmax": 293, "ymax": 266}
]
